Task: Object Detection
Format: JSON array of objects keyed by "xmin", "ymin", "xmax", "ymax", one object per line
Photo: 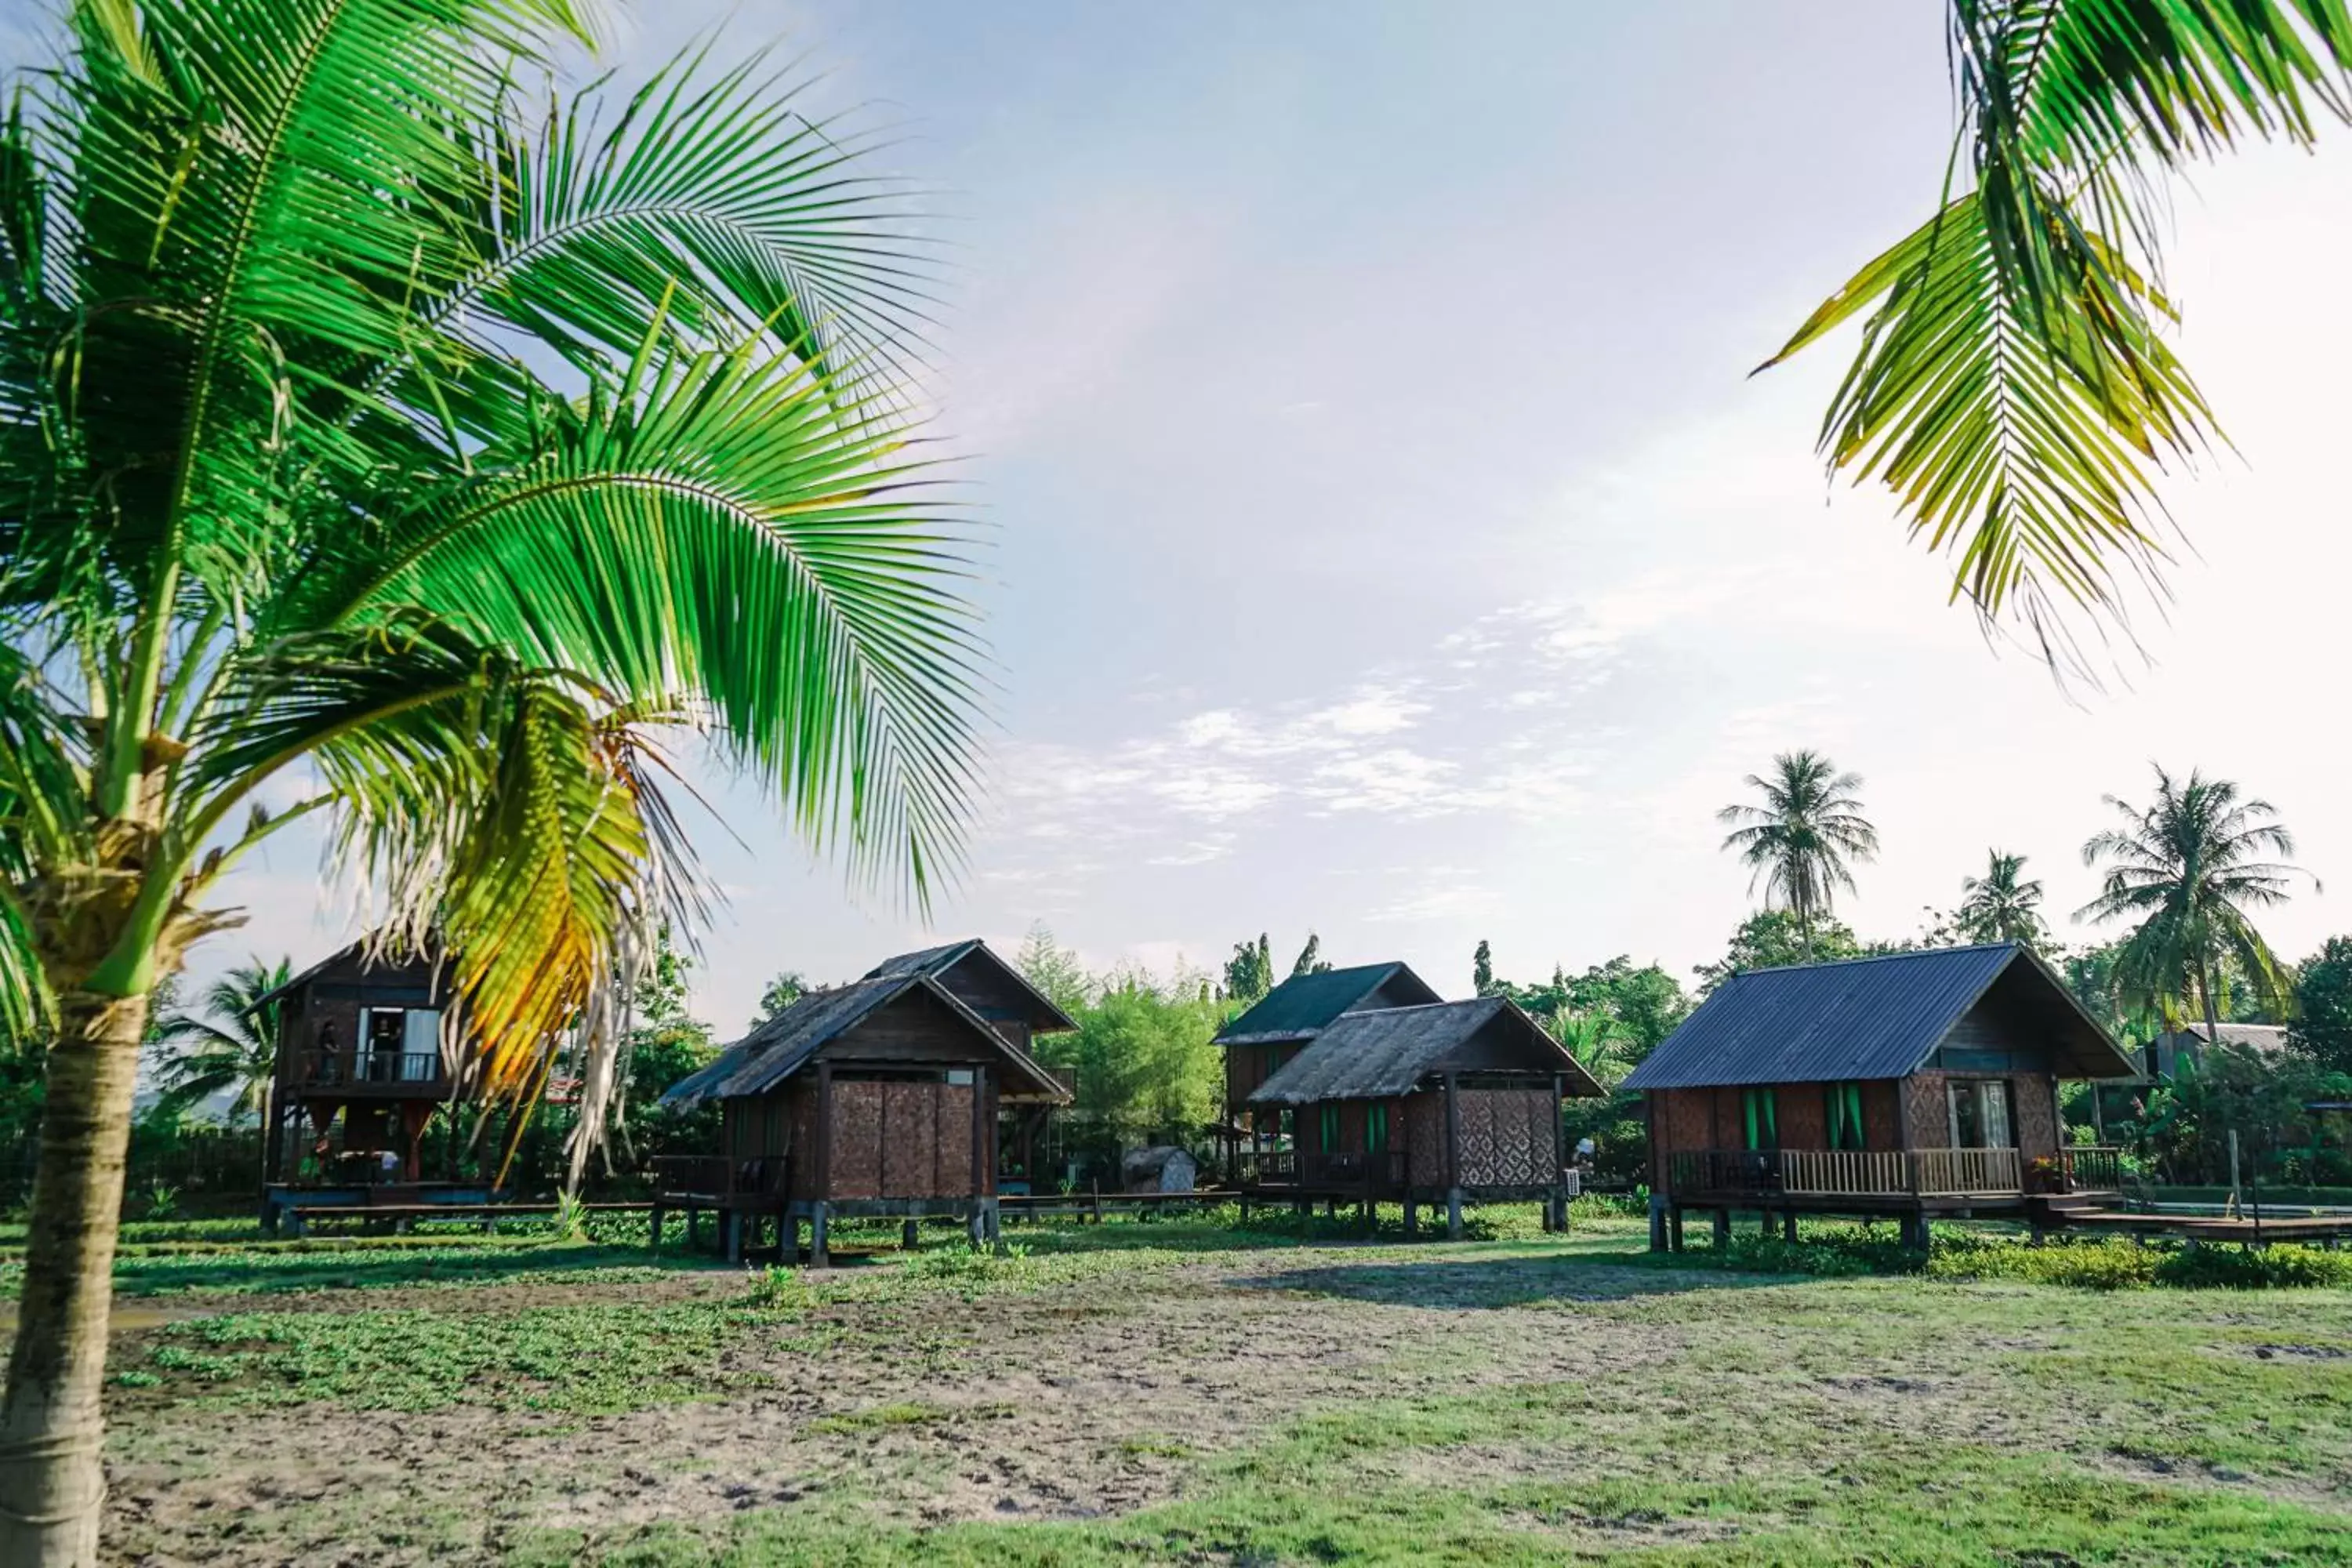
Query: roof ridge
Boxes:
[{"xmin": 1729, "ymin": 940, "xmax": 2018, "ymax": 979}]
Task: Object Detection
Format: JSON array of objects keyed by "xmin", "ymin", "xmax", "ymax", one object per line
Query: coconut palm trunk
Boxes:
[{"xmin": 0, "ymin": 989, "xmax": 152, "ymax": 1561}]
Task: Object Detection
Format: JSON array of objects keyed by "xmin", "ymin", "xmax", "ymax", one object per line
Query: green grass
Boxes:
[{"xmin": 85, "ymin": 1209, "xmax": 2352, "ymax": 1565}]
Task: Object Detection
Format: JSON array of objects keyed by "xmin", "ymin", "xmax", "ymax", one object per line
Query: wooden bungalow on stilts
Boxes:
[
  {"xmin": 1215, "ymin": 963, "xmax": 1442, "ymax": 1181},
  {"xmin": 253, "ymin": 938, "xmax": 499, "ymax": 1232},
  {"xmin": 653, "ymin": 940, "xmax": 1073, "ymax": 1264},
  {"xmin": 1624, "ymin": 942, "xmax": 2138, "ymax": 1250},
  {"xmin": 1233, "ymin": 983, "xmax": 1604, "ymax": 1237}
]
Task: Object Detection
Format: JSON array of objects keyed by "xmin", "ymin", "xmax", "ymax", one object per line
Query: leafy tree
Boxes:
[
  {"xmin": 1472, "ymin": 939, "xmax": 1495, "ymax": 996},
  {"xmin": 143, "ymin": 958, "xmax": 292, "ymax": 1125},
  {"xmin": 0, "ymin": 6, "xmax": 979, "ymax": 1549},
  {"xmin": 2078, "ymin": 766, "xmax": 2310, "ymax": 1046},
  {"xmin": 1717, "ymin": 751, "xmax": 1878, "ymax": 957},
  {"xmin": 1222, "ymin": 934, "xmax": 1273, "ymax": 1005},
  {"xmin": 751, "ymin": 971, "xmax": 808, "ymax": 1029},
  {"xmin": 1955, "ymin": 850, "xmax": 2049, "ymax": 948},
  {"xmin": 1014, "ymin": 924, "xmax": 1091, "ymax": 1017},
  {"xmin": 1036, "ymin": 967, "xmax": 1222, "ymax": 1143},
  {"xmin": 1694, "ymin": 910, "xmax": 1863, "ymax": 995},
  {"xmin": 1290, "ymin": 932, "xmax": 1331, "ymax": 978},
  {"xmin": 2292, "ymin": 938, "xmax": 2352, "ymax": 1077},
  {"xmin": 1758, "ymin": 2, "xmax": 2352, "ymax": 673}
]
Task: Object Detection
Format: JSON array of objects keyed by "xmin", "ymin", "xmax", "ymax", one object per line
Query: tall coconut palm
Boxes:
[
  {"xmin": 1955, "ymin": 850, "xmax": 2049, "ymax": 948},
  {"xmin": 0, "ymin": 3, "xmax": 980, "ymax": 1557},
  {"xmin": 1757, "ymin": 3, "xmax": 2352, "ymax": 673},
  {"xmin": 2078, "ymin": 767, "xmax": 2311, "ymax": 1047},
  {"xmin": 1717, "ymin": 751, "xmax": 1879, "ymax": 960},
  {"xmin": 144, "ymin": 957, "xmax": 292, "ymax": 1124}
]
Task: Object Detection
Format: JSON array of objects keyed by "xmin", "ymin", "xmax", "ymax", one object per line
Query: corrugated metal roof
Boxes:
[
  {"xmin": 659, "ymin": 974, "xmax": 1067, "ymax": 1109},
  {"xmin": 1247, "ymin": 997, "xmax": 1602, "ymax": 1104},
  {"xmin": 1213, "ymin": 963, "xmax": 1437, "ymax": 1045},
  {"xmin": 1622, "ymin": 942, "xmax": 2130, "ymax": 1091}
]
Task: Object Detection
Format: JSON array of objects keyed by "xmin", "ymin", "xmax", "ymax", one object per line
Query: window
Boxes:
[
  {"xmin": 1367, "ymin": 1103, "xmax": 1388, "ymax": 1153},
  {"xmin": 1319, "ymin": 1104, "xmax": 1341, "ymax": 1152},
  {"xmin": 355, "ymin": 1007, "xmax": 441, "ymax": 1083},
  {"xmin": 1947, "ymin": 1080, "xmax": 2015, "ymax": 1149},
  {"xmin": 1826, "ymin": 1082, "xmax": 1867, "ymax": 1151},
  {"xmin": 1740, "ymin": 1087, "xmax": 1777, "ymax": 1150}
]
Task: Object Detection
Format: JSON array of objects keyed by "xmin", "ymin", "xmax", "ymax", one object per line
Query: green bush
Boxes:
[
  {"xmin": 1927, "ymin": 1234, "xmax": 2158, "ymax": 1290},
  {"xmin": 2154, "ymin": 1243, "xmax": 2352, "ymax": 1290}
]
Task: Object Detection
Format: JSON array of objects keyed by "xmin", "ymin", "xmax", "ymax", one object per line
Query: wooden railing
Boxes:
[
  {"xmin": 1232, "ymin": 1149, "xmax": 1410, "ymax": 1193},
  {"xmin": 1669, "ymin": 1147, "xmax": 2024, "ymax": 1199},
  {"xmin": 302, "ymin": 1051, "xmax": 444, "ymax": 1088},
  {"xmin": 2060, "ymin": 1145, "xmax": 2124, "ymax": 1194},
  {"xmin": 652, "ymin": 1155, "xmax": 788, "ymax": 1200}
]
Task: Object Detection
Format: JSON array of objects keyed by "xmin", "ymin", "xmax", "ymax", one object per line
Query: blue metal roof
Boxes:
[{"xmin": 1622, "ymin": 942, "xmax": 2131, "ymax": 1091}]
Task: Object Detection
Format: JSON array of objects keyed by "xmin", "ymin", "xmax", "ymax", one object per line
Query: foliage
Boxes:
[
  {"xmin": 1717, "ymin": 750, "xmax": 1878, "ymax": 954},
  {"xmin": 2155, "ymin": 1242, "xmax": 2352, "ymax": 1290},
  {"xmin": 751, "ymin": 971, "xmax": 808, "ymax": 1029},
  {"xmin": 1757, "ymin": 0, "xmax": 2352, "ymax": 672},
  {"xmin": 1288, "ymin": 933, "xmax": 1330, "ymax": 978},
  {"xmin": 1033, "ymin": 964, "xmax": 1225, "ymax": 1145},
  {"xmin": 1693, "ymin": 909, "xmax": 1863, "ymax": 994},
  {"xmin": 2078, "ymin": 764, "xmax": 2309, "ymax": 1029},
  {"xmin": 143, "ymin": 956, "xmax": 292, "ymax": 1125},
  {"xmin": 1954, "ymin": 850, "xmax": 2049, "ymax": 947},
  {"xmin": 1014, "ymin": 924, "xmax": 1091, "ymax": 1017},
  {"xmin": 1221, "ymin": 934, "xmax": 1274, "ymax": 1006},
  {"xmin": 1671, "ymin": 1224, "xmax": 2352, "ymax": 1293},
  {"xmin": 1472, "ymin": 939, "xmax": 1494, "ymax": 996},
  {"xmin": 1483, "ymin": 952, "xmax": 1690, "ymax": 1183},
  {"xmin": 2291, "ymin": 936, "xmax": 2352, "ymax": 1076},
  {"xmin": 2128, "ymin": 1044, "xmax": 2352, "ymax": 1188}
]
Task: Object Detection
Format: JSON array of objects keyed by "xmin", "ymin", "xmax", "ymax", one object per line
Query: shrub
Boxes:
[
  {"xmin": 2154, "ymin": 1243, "xmax": 2352, "ymax": 1290},
  {"xmin": 1926, "ymin": 1234, "xmax": 2158, "ymax": 1290}
]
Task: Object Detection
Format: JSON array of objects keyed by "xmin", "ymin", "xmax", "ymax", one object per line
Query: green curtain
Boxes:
[
  {"xmin": 1827, "ymin": 1083, "xmax": 1866, "ymax": 1150},
  {"xmin": 1742, "ymin": 1087, "xmax": 1777, "ymax": 1150},
  {"xmin": 1320, "ymin": 1105, "xmax": 1341, "ymax": 1152},
  {"xmin": 1367, "ymin": 1104, "xmax": 1388, "ymax": 1152}
]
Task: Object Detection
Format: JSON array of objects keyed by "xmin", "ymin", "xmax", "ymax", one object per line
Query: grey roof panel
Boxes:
[
  {"xmin": 1622, "ymin": 942, "xmax": 2132, "ymax": 1091},
  {"xmin": 862, "ymin": 938, "xmax": 1079, "ymax": 1034},
  {"xmin": 1247, "ymin": 997, "xmax": 1602, "ymax": 1104}
]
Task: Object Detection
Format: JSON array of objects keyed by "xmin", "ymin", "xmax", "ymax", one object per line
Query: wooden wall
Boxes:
[{"xmin": 1650, "ymin": 1074, "xmax": 2055, "ymax": 1160}]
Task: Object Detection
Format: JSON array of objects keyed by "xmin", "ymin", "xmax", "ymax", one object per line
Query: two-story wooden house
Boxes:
[{"xmin": 1624, "ymin": 942, "xmax": 2137, "ymax": 1249}]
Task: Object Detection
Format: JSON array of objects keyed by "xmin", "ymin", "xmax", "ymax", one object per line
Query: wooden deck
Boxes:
[{"xmin": 1664, "ymin": 1145, "xmax": 2123, "ymax": 1206}]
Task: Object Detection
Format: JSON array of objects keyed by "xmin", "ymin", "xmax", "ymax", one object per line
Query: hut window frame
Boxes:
[
  {"xmin": 1826, "ymin": 1082, "xmax": 1867, "ymax": 1151},
  {"xmin": 1319, "ymin": 1104, "xmax": 1341, "ymax": 1152}
]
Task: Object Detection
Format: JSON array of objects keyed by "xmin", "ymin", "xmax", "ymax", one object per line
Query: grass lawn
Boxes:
[{"xmin": 47, "ymin": 1208, "xmax": 2352, "ymax": 1565}]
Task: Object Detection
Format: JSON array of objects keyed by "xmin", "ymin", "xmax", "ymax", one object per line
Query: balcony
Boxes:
[
  {"xmin": 299, "ymin": 1051, "xmax": 447, "ymax": 1094},
  {"xmin": 1666, "ymin": 1145, "xmax": 2125, "ymax": 1203}
]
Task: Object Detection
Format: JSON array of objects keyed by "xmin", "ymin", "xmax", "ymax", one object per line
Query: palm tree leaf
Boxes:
[{"xmin": 267, "ymin": 338, "xmax": 983, "ymax": 897}]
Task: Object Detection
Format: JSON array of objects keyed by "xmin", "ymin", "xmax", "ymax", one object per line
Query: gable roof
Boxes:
[
  {"xmin": 1247, "ymin": 996, "xmax": 1603, "ymax": 1104},
  {"xmin": 862, "ymin": 938, "xmax": 1080, "ymax": 1034},
  {"xmin": 1214, "ymin": 962, "xmax": 1440, "ymax": 1045},
  {"xmin": 659, "ymin": 972, "xmax": 1068, "ymax": 1111},
  {"xmin": 1622, "ymin": 942, "xmax": 2136, "ymax": 1091},
  {"xmin": 243, "ymin": 934, "xmax": 445, "ymax": 1018}
]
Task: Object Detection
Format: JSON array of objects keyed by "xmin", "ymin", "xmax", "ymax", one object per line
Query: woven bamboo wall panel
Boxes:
[{"xmin": 1455, "ymin": 1087, "xmax": 1554, "ymax": 1187}]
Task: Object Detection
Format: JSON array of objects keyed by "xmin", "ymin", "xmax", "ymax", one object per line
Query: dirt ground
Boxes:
[{"xmin": 86, "ymin": 1232, "xmax": 2352, "ymax": 1566}]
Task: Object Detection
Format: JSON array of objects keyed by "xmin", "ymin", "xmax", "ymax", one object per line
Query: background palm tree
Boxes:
[
  {"xmin": 1955, "ymin": 850, "xmax": 2048, "ymax": 948},
  {"xmin": 2078, "ymin": 766, "xmax": 2312, "ymax": 1046},
  {"xmin": 1717, "ymin": 751, "xmax": 1880, "ymax": 960},
  {"xmin": 0, "ymin": 3, "xmax": 979, "ymax": 1556},
  {"xmin": 1758, "ymin": 3, "xmax": 2352, "ymax": 672},
  {"xmin": 145, "ymin": 959, "xmax": 292, "ymax": 1125}
]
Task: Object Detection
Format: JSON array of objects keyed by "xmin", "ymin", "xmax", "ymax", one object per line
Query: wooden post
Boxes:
[
  {"xmin": 724, "ymin": 1210, "xmax": 744, "ymax": 1264},
  {"xmin": 1550, "ymin": 1070, "xmax": 1569, "ymax": 1235},
  {"xmin": 1648, "ymin": 1194, "xmax": 1668, "ymax": 1252},
  {"xmin": 1668, "ymin": 1204, "xmax": 1684, "ymax": 1251},
  {"xmin": 1443, "ymin": 1070, "xmax": 1465, "ymax": 1242},
  {"xmin": 1404, "ymin": 1196, "xmax": 1419, "ymax": 1238},
  {"xmin": 815, "ymin": 1058, "xmax": 835, "ymax": 1215},
  {"xmin": 810, "ymin": 1202, "xmax": 830, "ymax": 1267},
  {"xmin": 1780, "ymin": 1207, "xmax": 1797, "ymax": 1243},
  {"xmin": 902, "ymin": 1218, "xmax": 920, "ymax": 1251},
  {"xmin": 971, "ymin": 1064, "xmax": 989, "ymax": 1206},
  {"xmin": 785, "ymin": 1214, "xmax": 802, "ymax": 1265},
  {"xmin": 648, "ymin": 1202, "xmax": 665, "ymax": 1252},
  {"xmin": 1711, "ymin": 1207, "xmax": 1730, "ymax": 1248}
]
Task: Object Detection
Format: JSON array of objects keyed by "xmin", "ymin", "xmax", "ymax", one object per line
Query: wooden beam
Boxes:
[
  {"xmin": 1443, "ymin": 1069, "xmax": 1465, "ymax": 1242},
  {"xmin": 815, "ymin": 1059, "xmax": 834, "ymax": 1205},
  {"xmin": 971, "ymin": 1063, "xmax": 989, "ymax": 1201}
]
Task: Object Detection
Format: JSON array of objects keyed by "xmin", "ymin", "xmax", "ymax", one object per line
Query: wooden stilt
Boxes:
[
  {"xmin": 1446, "ymin": 1186, "xmax": 1465, "ymax": 1241},
  {"xmin": 902, "ymin": 1218, "xmax": 920, "ymax": 1251},
  {"xmin": 1711, "ymin": 1208, "xmax": 1731, "ymax": 1248},
  {"xmin": 724, "ymin": 1210, "xmax": 743, "ymax": 1264},
  {"xmin": 1404, "ymin": 1197, "xmax": 1420, "ymax": 1238},
  {"xmin": 810, "ymin": 1202, "xmax": 830, "ymax": 1267}
]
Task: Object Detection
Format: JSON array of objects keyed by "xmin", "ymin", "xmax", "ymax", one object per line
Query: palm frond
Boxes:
[{"xmin": 269, "ymin": 335, "xmax": 983, "ymax": 898}]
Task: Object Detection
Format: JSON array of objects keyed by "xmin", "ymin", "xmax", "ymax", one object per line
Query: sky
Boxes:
[{"xmin": 39, "ymin": 2, "xmax": 2351, "ymax": 1035}]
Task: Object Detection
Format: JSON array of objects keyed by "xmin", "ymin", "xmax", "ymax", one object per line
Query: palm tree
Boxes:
[
  {"xmin": 2078, "ymin": 767, "xmax": 2312, "ymax": 1047},
  {"xmin": 145, "ymin": 958, "xmax": 292, "ymax": 1124},
  {"xmin": 1955, "ymin": 850, "xmax": 2048, "ymax": 948},
  {"xmin": 0, "ymin": 5, "xmax": 978, "ymax": 1556},
  {"xmin": 1718, "ymin": 752, "xmax": 1880, "ymax": 960},
  {"xmin": 1757, "ymin": 3, "xmax": 2352, "ymax": 673}
]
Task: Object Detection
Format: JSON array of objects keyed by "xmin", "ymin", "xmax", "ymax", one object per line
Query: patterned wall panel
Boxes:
[
  {"xmin": 2011, "ymin": 1074, "xmax": 2060, "ymax": 1162},
  {"xmin": 1904, "ymin": 1072, "xmax": 1951, "ymax": 1149}
]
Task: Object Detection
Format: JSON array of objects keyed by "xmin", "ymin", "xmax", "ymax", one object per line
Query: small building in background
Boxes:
[
  {"xmin": 1625, "ymin": 942, "xmax": 2139, "ymax": 1248},
  {"xmin": 655, "ymin": 939, "xmax": 1073, "ymax": 1262},
  {"xmin": 1214, "ymin": 963, "xmax": 1442, "ymax": 1180},
  {"xmin": 252, "ymin": 938, "xmax": 486, "ymax": 1230},
  {"xmin": 2140, "ymin": 1022, "xmax": 2290, "ymax": 1082}
]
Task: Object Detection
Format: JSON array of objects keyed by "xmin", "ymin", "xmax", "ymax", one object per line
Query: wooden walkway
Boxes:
[{"xmin": 2055, "ymin": 1207, "xmax": 2352, "ymax": 1244}]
